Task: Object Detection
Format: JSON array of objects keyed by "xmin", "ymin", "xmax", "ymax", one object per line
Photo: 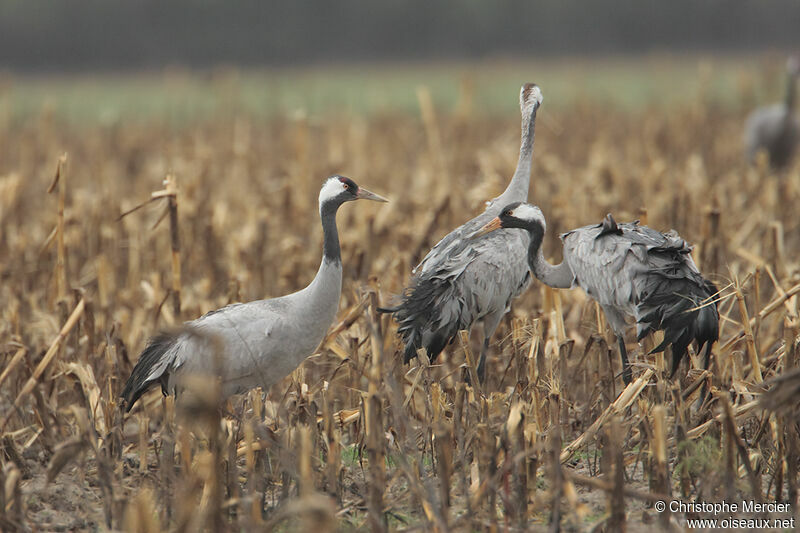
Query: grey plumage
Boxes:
[
  {"xmin": 475, "ymin": 204, "xmax": 719, "ymax": 389},
  {"xmin": 382, "ymin": 83, "xmax": 543, "ymax": 381},
  {"xmin": 561, "ymin": 214, "xmax": 718, "ymax": 380},
  {"xmin": 744, "ymin": 56, "xmax": 800, "ymax": 168},
  {"xmin": 120, "ymin": 175, "xmax": 387, "ymax": 412}
]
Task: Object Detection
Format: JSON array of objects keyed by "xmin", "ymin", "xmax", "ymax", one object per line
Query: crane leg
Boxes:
[
  {"xmin": 475, "ymin": 312, "xmax": 503, "ymax": 384},
  {"xmin": 617, "ymin": 336, "xmax": 632, "ymax": 385},
  {"xmin": 698, "ymin": 342, "xmax": 713, "ymax": 406},
  {"xmin": 476, "ymin": 337, "xmax": 490, "ymax": 383}
]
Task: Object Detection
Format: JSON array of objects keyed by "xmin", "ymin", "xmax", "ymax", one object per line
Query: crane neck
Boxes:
[
  {"xmin": 496, "ymin": 105, "xmax": 538, "ymax": 207},
  {"xmin": 527, "ymin": 222, "xmax": 574, "ymax": 289},
  {"xmin": 785, "ymin": 69, "xmax": 797, "ymax": 112},
  {"xmin": 320, "ymin": 201, "xmax": 342, "ymax": 264},
  {"xmin": 304, "ymin": 201, "xmax": 344, "ymax": 309}
]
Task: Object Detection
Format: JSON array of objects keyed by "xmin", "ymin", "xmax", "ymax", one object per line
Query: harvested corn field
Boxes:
[{"xmin": 1, "ymin": 62, "xmax": 799, "ymax": 531}]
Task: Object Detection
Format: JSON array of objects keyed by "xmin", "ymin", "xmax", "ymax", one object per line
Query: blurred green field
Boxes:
[{"xmin": 0, "ymin": 54, "xmax": 790, "ymax": 125}]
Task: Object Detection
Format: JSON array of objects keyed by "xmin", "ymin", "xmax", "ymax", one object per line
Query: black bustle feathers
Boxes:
[
  {"xmin": 638, "ymin": 274, "xmax": 719, "ymax": 377},
  {"xmin": 120, "ymin": 332, "xmax": 177, "ymax": 412}
]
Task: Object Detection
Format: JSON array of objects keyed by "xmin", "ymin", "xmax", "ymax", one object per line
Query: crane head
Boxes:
[
  {"xmin": 471, "ymin": 202, "xmax": 546, "ymax": 239},
  {"xmin": 520, "ymin": 83, "xmax": 543, "ymax": 114},
  {"xmin": 319, "ymin": 175, "xmax": 388, "ymax": 209}
]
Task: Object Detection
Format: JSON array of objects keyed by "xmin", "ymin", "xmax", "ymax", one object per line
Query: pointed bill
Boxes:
[
  {"xmin": 470, "ymin": 216, "xmax": 503, "ymax": 239},
  {"xmin": 356, "ymin": 187, "xmax": 389, "ymax": 203}
]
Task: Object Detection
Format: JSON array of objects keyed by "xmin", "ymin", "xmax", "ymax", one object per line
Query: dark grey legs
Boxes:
[
  {"xmin": 476, "ymin": 337, "xmax": 490, "ymax": 383},
  {"xmin": 475, "ymin": 312, "xmax": 504, "ymax": 384},
  {"xmin": 698, "ymin": 342, "xmax": 712, "ymax": 405},
  {"xmin": 618, "ymin": 336, "xmax": 632, "ymax": 385}
]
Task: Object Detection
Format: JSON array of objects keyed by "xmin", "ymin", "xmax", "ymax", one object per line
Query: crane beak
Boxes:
[
  {"xmin": 356, "ymin": 187, "xmax": 389, "ymax": 203},
  {"xmin": 471, "ymin": 216, "xmax": 503, "ymax": 239}
]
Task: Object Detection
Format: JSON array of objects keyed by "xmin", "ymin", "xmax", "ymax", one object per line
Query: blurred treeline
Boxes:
[{"xmin": 0, "ymin": 0, "xmax": 798, "ymax": 72}]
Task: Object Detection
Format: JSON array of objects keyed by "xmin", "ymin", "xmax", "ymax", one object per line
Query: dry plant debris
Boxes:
[{"xmin": 1, "ymin": 82, "xmax": 800, "ymax": 531}]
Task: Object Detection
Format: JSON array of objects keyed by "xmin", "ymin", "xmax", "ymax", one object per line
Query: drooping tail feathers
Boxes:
[
  {"xmin": 387, "ymin": 276, "xmax": 470, "ymax": 365},
  {"xmin": 120, "ymin": 332, "xmax": 177, "ymax": 412},
  {"xmin": 637, "ymin": 274, "xmax": 719, "ymax": 377}
]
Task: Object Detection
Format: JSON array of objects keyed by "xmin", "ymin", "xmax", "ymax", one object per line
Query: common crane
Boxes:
[
  {"xmin": 744, "ymin": 56, "xmax": 800, "ymax": 169},
  {"xmin": 473, "ymin": 203, "xmax": 719, "ymax": 391},
  {"xmin": 121, "ymin": 176, "xmax": 388, "ymax": 412},
  {"xmin": 382, "ymin": 84, "xmax": 542, "ymax": 382}
]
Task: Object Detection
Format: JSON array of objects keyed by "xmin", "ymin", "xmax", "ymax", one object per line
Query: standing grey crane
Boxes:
[
  {"xmin": 473, "ymin": 203, "xmax": 719, "ymax": 389},
  {"xmin": 381, "ymin": 83, "xmax": 542, "ymax": 382},
  {"xmin": 121, "ymin": 176, "xmax": 388, "ymax": 412},
  {"xmin": 744, "ymin": 56, "xmax": 800, "ymax": 168}
]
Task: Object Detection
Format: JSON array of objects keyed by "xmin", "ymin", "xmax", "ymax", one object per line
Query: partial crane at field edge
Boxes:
[
  {"xmin": 744, "ymin": 56, "xmax": 800, "ymax": 169},
  {"xmin": 473, "ymin": 203, "xmax": 719, "ymax": 398},
  {"xmin": 121, "ymin": 176, "xmax": 388, "ymax": 412},
  {"xmin": 381, "ymin": 83, "xmax": 542, "ymax": 382}
]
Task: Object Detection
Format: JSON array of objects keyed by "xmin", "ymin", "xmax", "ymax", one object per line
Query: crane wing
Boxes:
[
  {"xmin": 563, "ymin": 216, "xmax": 717, "ymax": 368},
  {"xmin": 561, "ymin": 219, "xmax": 695, "ymax": 317},
  {"xmin": 163, "ymin": 298, "xmax": 304, "ymax": 394},
  {"xmin": 428, "ymin": 227, "xmax": 530, "ymax": 322},
  {"xmin": 414, "ymin": 208, "xmax": 498, "ymax": 275},
  {"xmin": 394, "ymin": 208, "xmax": 531, "ymax": 363}
]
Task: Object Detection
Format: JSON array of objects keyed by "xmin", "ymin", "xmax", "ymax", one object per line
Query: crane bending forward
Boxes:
[
  {"xmin": 474, "ymin": 203, "xmax": 719, "ymax": 393},
  {"xmin": 382, "ymin": 84, "xmax": 542, "ymax": 382},
  {"xmin": 121, "ymin": 176, "xmax": 388, "ymax": 412}
]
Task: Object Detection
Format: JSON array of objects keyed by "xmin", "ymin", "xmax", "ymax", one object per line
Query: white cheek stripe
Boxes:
[
  {"xmin": 319, "ymin": 178, "xmax": 346, "ymax": 205},
  {"xmin": 515, "ymin": 203, "xmax": 542, "ymax": 221}
]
